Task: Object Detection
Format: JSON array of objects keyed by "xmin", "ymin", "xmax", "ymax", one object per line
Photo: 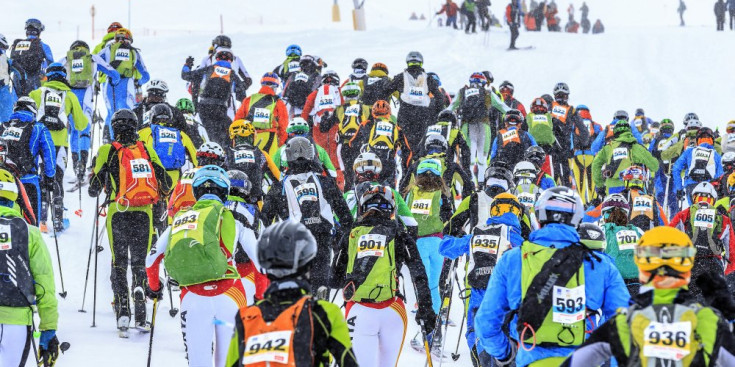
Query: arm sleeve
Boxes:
[
  {"xmin": 146, "ymin": 146, "xmax": 173, "ymax": 194},
  {"xmin": 300, "ymin": 91, "xmax": 317, "ymax": 119},
  {"xmin": 591, "ymin": 147, "xmax": 607, "ymax": 187},
  {"xmin": 590, "ymin": 131, "xmax": 606, "ymax": 155},
  {"xmin": 324, "ymin": 177, "xmax": 354, "ymax": 228},
  {"xmin": 181, "ymin": 132, "xmax": 199, "ymax": 166},
  {"xmin": 560, "ymin": 315, "xmax": 629, "ymax": 367},
  {"xmin": 30, "ymin": 227, "xmax": 58, "ymax": 330},
  {"xmin": 638, "ymin": 147, "xmax": 659, "ymax": 173},
  {"xmin": 68, "ymin": 92, "xmax": 89, "ymax": 132},
  {"xmin": 92, "ymin": 54, "xmax": 120, "ymax": 80},
  {"xmin": 34, "ymin": 125, "xmax": 57, "ymax": 178},
  {"xmin": 134, "ymin": 51, "xmax": 150, "ymax": 84},
  {"xmin": 475, "ymin": 252, "xmax": 514, "ymax": 359},
  {"xmin": 262, "ymin": 153, "xmax": 281, "ymax": 182},
  {"xmin": 316, "ymin": 301, "xmax": 360, "ymax": 367},
  {"xmin": 274, "ymin": 100, "xmax": 289, "ymax": 145},
  {"xmin": 41, "ymin": 43, "xmax": 54, "ymax": 66},
  {"xmin": 439, "ymin": 235, "xmax": 470, "ymax": 259},
  {"xmin": 235, "ymin": 221, "xmax": 262, "ymax": 270},
  {"xmin": 88, "ymin": 145, "xmax": 111, "ymax": 198},
  {"xmin": 225, "ymin": 314, "xmax": 245, "ymax": 367},
  {"xmin": 233, "ymin": 97, "xmax": 249, "ymax": 121},
  {"xmin": 601, "ymin": 262, "xmax": 632, "ymax": 318},
  {"xmin": 672, "ymin": 150, "xmax": 688, "ymax": 192},
  {"xmin": 145, "ymin": 227, "xmax": 170, "ymax": 292}
]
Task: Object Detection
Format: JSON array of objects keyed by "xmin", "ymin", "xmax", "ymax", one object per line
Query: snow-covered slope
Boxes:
[{"xmin": 5, "ymin": 0, "xmax": 734, "ymax": 366}]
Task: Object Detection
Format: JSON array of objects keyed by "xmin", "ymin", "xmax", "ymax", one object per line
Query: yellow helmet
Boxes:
[
  {"xmin": 0, "ymin": 169, "xmax": 18, "ymax": 203},
  {"xmin": 634, "ymin": 226, "xmax": 695, "ymax": 273},
  {"xmin": 490, "ymin": 193, "xmax": 523, "ymax": 218},
  {"xmin": 229, "ymin": 119, "xmax": 256, "ymax": 140}
]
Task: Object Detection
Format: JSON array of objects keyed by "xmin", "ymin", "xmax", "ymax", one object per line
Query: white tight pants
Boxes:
[
  {"xmin": 0, "ymin": 324, "xmax": 30, "ymax": 367},
  {"xmin": 345, "ymin": 299, "xmax": 407, "ymax": 367}
]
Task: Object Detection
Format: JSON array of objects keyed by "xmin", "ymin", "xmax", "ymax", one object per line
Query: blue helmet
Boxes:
[
  {"xmin": 286, "ymin": 44, "xmax": 302, "ymax": 57},
  {"xmin": 45, "ymin": 62, "xmax": 66, "ymax": 79},
  {"xmin": 25, "ymin": 18, "xmax": 44, "ymax": 34},
  {"xmin": 192, "ymin": 165, "xmax": 230, "ymax": 201}
]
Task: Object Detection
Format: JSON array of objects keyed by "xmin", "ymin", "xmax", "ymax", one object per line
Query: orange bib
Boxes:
[{"xmin": 240, "ymin": 297, "xmax": 311, "ymax": 367}]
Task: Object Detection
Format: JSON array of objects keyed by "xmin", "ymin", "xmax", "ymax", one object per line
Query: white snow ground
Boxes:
[{"xmin": 4, "ymin": 0, "xmax": 735, "ymax": 365}]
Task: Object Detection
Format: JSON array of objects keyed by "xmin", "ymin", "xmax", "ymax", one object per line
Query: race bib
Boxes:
[
  {"xmin": 158, "ymin": 129, "xmax": 178, "ymax": 143},
  {"xmin": 2, "ymin": 127, "xmax": 23, "ymax": 142},
  {"xmin": 582, "ymin": 119, "xmax": 592, "ymax": 132},
  {"xmin": 517, "ymin": 192, "xmax": 536, "ymax": 208},
  {"xmin": 693, "ymin": 148, "xmax": 712, "ymax": 162},
  {"xmin": 287, "ymin": 60, "xmax": 300, "ymax": 72},
  {"xmin": 501, "ymin": 129, "xmax": 519, "ymax": 142},
  {"xmin": 184, "ymin": 114, "xmax": 196, "ymax": 126},
  {"xmin": 633, "ymin": 196, "xmax": 653, "ymax": 212},
  {"xmin": 71, "ymin": 58, "xmax": 84, "ymax": 73},
  {"xmin": 551, "ymin": 105, "xmax": 568, "ymax": 118},
  {"xmin": 408, "ymin": 86, "xmax": 425, "ymax": 102},
  {"xmin": 612, "ymin": 147, "xmax": 629, "ymax": 161},
  {"xmin": 643, "ymin": 321, "xmax": 691, "ymax": 361},
  {"xmin": 180, "ymin": 169, "xmax": 196, "ymax": 184},
  {"xmin": 143, "ymin": 111, "xmax": 152, "ymax": 126},
  {"xmin": 130, "ymin": 158, "xmax": 153, "ymax": 179},
  {"xmin": 552, "ymin": 285, "xmax": 585, "ymax": 324},
  {"xmin": 426, "ymin": 124, "xmax": 443, "ymax": 135},
  {"xmin": 171, "ymin": 211, "xmax": 200, "ymax": 234},
  {"xmin": 243, "ymin": 330, "xmax": 292, "ymax": 365},
  {"xmin": 114, "ymin": 48, "xmax": 130, "ymax": 61},
  {"xmin": 357, "ymin": 234, "xmax": 387, "ymax": 258},
  {"xmin": 344, "ymin": 105, "xmax": 360, "ymax": 117},
  {"xmin": 615, "ymin": 230, "xmax": 639, "ymax": 251},
  {"xmin": 471, "ymin": 235, "xmax": 500, "ymax": 255},
  {"xmin": 214, "ymin": 66, "xmax": 231, "ymax": 77},
  {"xmin": 45, "ymin": 92, "xmax": 63, "ymax": 108},
  {"xmin": 294, "ymin": 73, "xmax": 309, "ymax": 83},
  {"xmin": 0, "ymin": 224, "xmax": 12, "ymax": 251},
  {"xmin": 375, "ymin": 121, "xmax": 394, "ymax": 137},
  {"xmin": 532, "ymin": 114, "xmax": 549, "ymax": 125},
  {"xmin": 367, "ymin": 77, "xmax": 381, "ymax": 85},
  {"xmin": 410, "ymin": 199, "xmax": 432, "ymax": 215},
  {"xmin": 234, "ymin": 149, "xmax": 256, "ymax": 164},
  {"xmin": 657, "ymin": 139, "xmax": 671, "ymax": 151},
  {"xmin": 253, "ymin": 108, "xmax": 271, "ymax": 123},
  {"xmin": 318, "ymin": 95, "xmax": 334, "ymax": 107},
  {"xmin": 464, "ymin": 88, "xmax": 479, "ymax": 98},
  {"xmin": 694, "ymin": 208, "xmax": 715, "ymax": 229},
  {"xmin": 295, "ymin": 182, "xmax": 318, "ymax": 204},
  {"xmin": 14, "ymin": 41, "xmax": 31, "ymax": 52}
]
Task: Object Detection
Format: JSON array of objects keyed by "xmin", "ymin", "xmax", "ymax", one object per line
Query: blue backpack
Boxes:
[{"xmin": 151, "ymin": 124, "xmax": 186, "ymax": 170}]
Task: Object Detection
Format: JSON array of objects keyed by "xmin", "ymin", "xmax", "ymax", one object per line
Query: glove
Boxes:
[
  {"xmin": 145, "ymin": 284, "xmax": 163, "ymax": 300},
  {"xmin": 185, "ymin": 56, "xmax": 194, "ymax": 69},
  {"xmin": 316, "ymin": 286, "xmax": 330, "ymax": 301},
  {"xmin": 39, "ymin": 330, "xmax": 59, "ymax": 366},
  {"xmin": 676, "ymin": 189, "xmax": 685, "ymax": 200},
  {"xmin": 494, "ymin": 340, "xmax": 518, "ymax": 366},
  {"xmin": 415, "ymin": 306, "xmax": 437, "ymax": 333}
]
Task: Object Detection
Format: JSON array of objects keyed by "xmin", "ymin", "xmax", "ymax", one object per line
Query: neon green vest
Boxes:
[
  {"xmin": 246, "ymin": 93, "xmax": 278, "ymax": 130},
  {"xmin": 527, "ymin": 112, "xmax": 555, "ymax": 146},
  {"xmin": 687, "ymin": 204, "xmax": 724, "ymax": 257},
  {"xmin": 110, "ymin": 43, "xmax": 136, "ymax": 78},
  {"xmin": 345, "ymin": 225, "xmax": 397, "ymax": 303},
  {"xmin": 407, "ymin": 186, "xmax": 443, "ymax": 236},
  {"xmin": 66, "ymin": 48, "xmax": 94, "ymax": 89}
]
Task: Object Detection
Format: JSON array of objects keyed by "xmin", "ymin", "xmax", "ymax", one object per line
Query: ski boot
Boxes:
[{"xmin": 133, "ymin": 287, "xmax": 150, "ymax": 333}]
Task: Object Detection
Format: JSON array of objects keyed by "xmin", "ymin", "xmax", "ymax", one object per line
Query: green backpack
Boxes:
[
  {"xmin": 165, "ymin": 201, "xmax": 229, "ymax": 286},
  {"xmin": 527, "ymin": 112, "xmax": 555, "ymax": 146}
]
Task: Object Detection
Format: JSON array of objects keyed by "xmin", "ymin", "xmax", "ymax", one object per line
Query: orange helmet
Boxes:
[
  {"xmin": 107, "ymin": 22, "xmax": 123, "ymax": 33},
  {"xmin": 371, "ymin": 100, "xmax": 391, "ymax": 119},
  {"xmin": 530, "ymin": 97, "xmax": 548, "ymax": 114}
]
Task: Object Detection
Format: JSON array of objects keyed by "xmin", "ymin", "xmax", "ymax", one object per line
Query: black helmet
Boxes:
[
  {"xmin": 111, "ymin": 109, "xmax": 138, "ymax": 130},
  {"xmin": 524, "ymin": 145, "xmax": 546, "ymax": 168},
  {"xmin": 70, "ymin": 40, "xmax": 89, "ymax": 50},
  {"xmin": 437, "ymin": 110, "xmax": 457, "ymax": 126},
  {"xmin": 150, "ymin": 103, "xmax": 172, "ymax": 125},
  {"xmin": 321, "ymin": 70, "xmax": 340, "ymax": 86},
  {"xmin": 484, "ymin": 166, "xmax": 514, "ymax": 198},
  {"xmin": 212, "ymin": 35, "xmax": 232, "ymax": 49},
  {"xmin": 227, "ymin": 169, "xmax": 252, "ymax": 199},
  {"xmin": 352, "ymin": 58, "xmax": 368, "ymax": 70},
  {"xmin": 578, "ymin": 223, "xmax": 606, "ymax": 250},
  {"xmin": 257, "ymin": 220, "xmax": 318, "ymax": 279},
  {"xmin": 504, "ymin": 109, "xmax": 523, "ymax": 125},
  {"xmin": 541, "ymin": 94, "xmax": 554, "ymax": 108},
  {"xmin": 25, "ymin": 19, "xmax": 44, "ymax": 35},
  {"xmin": 482, "ymin": 70, "xmax": 494, "ymax": 84}
]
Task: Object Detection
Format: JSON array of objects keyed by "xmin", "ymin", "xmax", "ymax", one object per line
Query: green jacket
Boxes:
[
  {"xmin": 272, "ymin": 142, "xmax": 337, "ymax": 177},
  {"xmin": 29, "ymin": 80, "xmax": 89, "ymax": 147},
  {"xmin": 592, "ymin": 132, "xmax": 659, "ymax": 190},
  {"xmin": 0, "ymin": 206, "xmax": 58, "ymax": 330},
  {"xmin": 603, "ymin": 223, "xmax": 643, "ymax": 280},
  {"xmin": 92, "ymin": 32, "xmax": 116, "ymax": 54}
]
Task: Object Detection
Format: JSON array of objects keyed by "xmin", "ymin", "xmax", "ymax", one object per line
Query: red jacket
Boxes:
[
  {"xmin": 437, "ymin": 2, "xmax": 459, "ymax": 17},
  {"xmin": 669, "ymin": 207, "xmax": 735, "ymax": 274},
  {"xmin": 234, "ymin": 86, "xmax": 289, "ymax": 146}
]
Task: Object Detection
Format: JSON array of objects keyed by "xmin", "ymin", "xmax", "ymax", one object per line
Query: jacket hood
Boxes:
[
  {"xmin": 614, "ymin": 131, "xmax": 638, "ymax": 143},
  {"xmin": 213, "ymin": 60, "xmax": 232, "ymax": 69},
  {"xmin": 528, "ymin": 223, "xmax": 580, "ymax": 248},
  {"xmin": 8, "ymin": 111, "xmax": 34, "ymax": 123},
  {"xmin": 42, "ymin": 80, "xmax": 71, "ymax": 91},
  {"xmin": 0, "ymin": 204, "xmax": 21, "ymax": 218},
  {"xmin": 486, "ymin": 212, "xmax": 521, "ymax": 230}
]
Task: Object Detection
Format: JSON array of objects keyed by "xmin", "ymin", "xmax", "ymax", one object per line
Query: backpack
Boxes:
[
  {"xmin": 150, "ymin": 124, "xmax": 186, "ymax": 170},
  {"xmin": 1, "ymin": 120, "xmax": 36, "ymax": 175},
  {"xmin": 459, "ymin": 87, "xmax": 488, "ymax": 123},
  {"xmin": 0, "ymin": 217, "xmax": 34, "ymax": 307},
  {"xmin": 112, "ymin": 141, "xmax": 160, "ymax": 207},
  {"xmin": 527, "ymin": 112, "xmax": 555, "ymax": 146},
  {"xmin": 109, "ymin": 43, "xmax": 136, "ymax": 78},
  {"xmin": 201, "ymin": 64, "xmax": 233, "ymax": 101},
  {"xmin": 38, "ymin": 88, "xmax": 67, "ymax": 131},
  {"xmin": 165, "ymin": 201, "xmax": 229, "ymax": 286},
  {"xmin": 285, "ymin": 72, "xmax": 314, "ymax": 109},
  {"xmin": 66, "ymin": 48, "xmax": 94, "ymax": 89},
  {"xmin": 283, "ymin": 172, "xmax": 332, "ymax": 227},
  {"xmin": 10, "ymin": 38, "xmax": 44, "ymax": 78}
]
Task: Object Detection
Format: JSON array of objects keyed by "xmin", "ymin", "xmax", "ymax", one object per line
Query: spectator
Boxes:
[
  {"xmin": 507, "ymin": 1, "xmax": 522, "ymax": 49},
  {"xmin": 592, "ymin": 18, "xmax": 605, "ymax": 34},
  {"xmin": 436, "ymin": 0, "xmax": 460, "ymax": 29},
  {"xmin": 463, "ymin": 0, "xmax": 478, "ymax": 33},
  {"xmin": 545, "ymin": 1, "xmax": 560, "ymax": 31},
  {"xmin": 478, "ymin": 0, "xmax": 492, "ymax": 30},
  {"xmin": 678, "ymin": 0, "xmax": 687, "ymax": 26},
  {"xmin": 727, "ymin": 0, "xmax": 735, "ymax": 29},
  {"xmin": 716, "ymin": 0, "xmax": 727, "ymax": 31},
  {"xmin": 535, "ymin": 1, "xmax": 546, "ymax": 31}
]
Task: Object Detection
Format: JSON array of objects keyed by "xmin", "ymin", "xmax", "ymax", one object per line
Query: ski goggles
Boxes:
[
  {"xmin": 417, "ymin": 163, "xmax": 442, "ymax": 176},
  {"xmin": 635, "ymin": 245, "xmax": 696, "ymax": 271},
  {"xmin": 692, "ymin": 194, "xmax": 715, "ymax": 206}
]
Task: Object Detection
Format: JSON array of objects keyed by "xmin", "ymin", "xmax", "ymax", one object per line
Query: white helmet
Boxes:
[
  {"xmin": 146, "ymin": 79, "xmax": 169, "ymax": 94},
  {"xmin": 691, "ymin": 181, "xmax": 718, "ymax": 202},
  {"xmin": 353, "ymin": 152, "xmax": 383, "ymax": 176},
  {"xmin": 535, "ymin": 186, "xmax": 584, "ymax": 227},
  {"xmin": 513, "ymin": 161, "xmax": 537, "ymax": 179}
]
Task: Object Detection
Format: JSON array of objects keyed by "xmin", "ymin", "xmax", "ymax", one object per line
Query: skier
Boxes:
[
  {"xmin": 560, "ymin": 226, "xmax": 735, "ymax": 367},
  {"xmin": 0, "ymin": 139, "xmax": 37, "ymax": 225},
  {"xmin": 523, "ymin": 146, "xmax": 557, "ymax": 189},
  {"xmin": 194, "ymin": 35, "xmax": 253, "ymax": 93},
  {"xmin": 572, "ymin": 105, "xmax": 602, "ymax": 204},
  {"xmin": 181, "ymin": 48, "xmax": 247, "ymax": 149},
  {"xmin": 226, "ymin": 119, "xmax": 280, "ymax": 205},
  {"xmin": 489, "ymin": 109, "xmax": 538, "ymax": 170},
  {"xmin": 0, "ymin": 170, "xmax": 60, "ymax": 367},
  {"xmin": 600, "ymin": 194, "xmax": 644, "ymax": 295},
  {"xmin": 439, "ymin": 193, "xmax": 525, "ymax": 365},
  {"xmin": 92, "ymin": 22, "xmax": 123, "ymax": 54},
  {"xmin": 301, "ymin": 70, "xmax": 343, "ymax": 182},
  {"xmin": 332, "ymin": 184, "xmax": 436, "ymax": 367},
  {"xmin": 175, "ymin": 97, "xmax": 208, "ymax": 145},
  {"xmin": 132, "ymin": 79, "xmax": 204, "ymax": 147},
  {"xmin": 474, "ymin": 186, "xmax": 630, "ymax": 366},
  {"xmin": 146, "ymin": 165, "xmax": 258, "ymax": 367},
  {"xmin": 271, "ymin": 117, "xmax": 337, "ymax": 178},
  {"xmin": 400, "ymin": 134, "xmax": 473, "ymax": 200},
  {"xmin": 420, "ymin": 109, "xmax": 471, "ymax": 170},
  {"xmin": 713, "ymin": 151, "xmax": 735, "ymax": 199},
  {"xmin": 512, "ymin": 160, "xmax": 552, "ymax": 217},
  {"xmin": 28, "ymin": 63, "xmax": 89, "ymax": 233},
  {"xmin": 0, "ymin": 33, "xmax": 26, "ymax": 122},
  {"xmin": 716, "ymin": 0, "xmax": 727, "ymax": 31},
  {"xmin": 225, "ymin": 220, "xmax": 359, "ymax": 367},
  {"xmin": 525, "ymin": 97, "xmax": 556, "ymax": 175},
  {"xmin": 232, "ymin": 72, "xmax": 288, "ymax": 157},
  {"xmin": 436, "ymin": 0, "xmax": 461, "ymax": 29},
  {"xmin": 673, "ymin": 127, "xmax": 723, "ymax": 205},
  {"xmin": 499, "ymin": 81, "xmax": 526, "ymax": 115},
  {"xmin": 341, "ymin": 57, "xmax": 369, "ymax": 89},
  {"xmin": 10, "ymin": 19, "xmax": 54, "ymax": 96},
  {"xmin": 0, "ymin": 97, "xmax": 56, "ymax": 223},
  {"xmin": 721, "ymin": 121, "xmax": 735, "ymax": 153},
  {"xmin": 272, "ymin": 44, "xmax": 302, "ymax": 83},
  {"xmin": 463, "ymin": 0, "xmax": 478, "ymax": 33},
  {"xmin": 661, "ymin": 113, "xmax": 704, "ymax": 167},
  {"xmin": 620, "ymin": 165, "xmax": 669, "ymax": 229},
  {"xmin": 167, "ymin": 142, "xmax": 227, "ymax": 220},
  {"xmin": 362, "ymin": 62, "xmax": 391, "ymax": 107},
  {"xmin": 58, "ymin": 40, "xmax": 120, "ymax": 187},
  {"xmin": 549, "ymin": 82, "xmax": 590, "ymax": 187},
  {"xmin": 88, "ymin": 109, "xmax": 171, "ymax": 335},
  {"xmin": 506, "ymin": 0, "xmax": 522, "ymax": 49},
  {"xmin": 282, "ymin": 55, "xmax": 322, "ymax": 118},
  {"xmin": 650, "ymin": 119, "xmax": 678, "ymax": 216}
]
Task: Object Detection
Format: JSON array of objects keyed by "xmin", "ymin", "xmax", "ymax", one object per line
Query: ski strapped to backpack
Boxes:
[{"xmin": 111, "ymin": 141, "xmax": 159, "ymax": 208}]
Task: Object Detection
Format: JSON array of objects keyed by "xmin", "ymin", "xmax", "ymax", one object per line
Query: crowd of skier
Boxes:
[{"xmin": 2, "ymin": 17, "xmax": 735, "ymax": 367}]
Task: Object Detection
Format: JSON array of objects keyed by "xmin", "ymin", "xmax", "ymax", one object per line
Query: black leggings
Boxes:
[
  {"xmin": 109, "ymin": 210, "xmax": 151, "ymax": 319},
  {"xmin": 198, "ymin": 103, "xmax": 232, "ymax": 150}
]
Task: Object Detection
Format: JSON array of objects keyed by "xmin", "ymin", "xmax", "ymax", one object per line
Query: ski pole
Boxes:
[
  {"xmin": 451, "ymin": 268, "xmax": 468, "ymax": 362},
  {"xmin": 47, "ymin": 190, "xmax": 67, "ymax": 299},
  {"xmin": 163, "ymin": 269, "xmax": 179, "ymax": 317},
  {"xmin": 147, "ymin": 298, "xmax": 159, "ymax": 367},
  {"xmin": 79, "ymin": 199, "xmax": 102, "ymax": 313},
  {"xmin": 91, "ymin": 196, "xmax": 101, "ymax": 327}
]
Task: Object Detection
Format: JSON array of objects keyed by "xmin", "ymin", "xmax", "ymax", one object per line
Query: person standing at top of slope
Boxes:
[
  {"xmin": 549, "ymin": 82, "xmax": 589, "ymax": 187},
  {"xmin": 194, "ymin": 35, "xmax": 252, "ymax": 94},
  {"xmin": 506, "ymin": 0, "xmax": 522, "ymax": 49},
  {"xmin": 273, "ymin": 44, "xmax": 302, "ymax": 83},
  {"xmin": 383, "ymin": 51, "xmax": 443, "ymax": 152},
  {"xmin": 92, "ymin": 22, "xmax": 123, "ymax": 54},
  {"xmin": 716, "ymin": 0, "xmax": 727, "ymax": 30},
  {"xmin": 233, "ymin": 72, "xmax": 289, "ymax": 157},
  {"xmin": 10, "ymin": 19, "xmax": 54, "ymax": 96},
  {"xmin": 437, "ymin": 0, "xmax": 460, "ymax": 29}
]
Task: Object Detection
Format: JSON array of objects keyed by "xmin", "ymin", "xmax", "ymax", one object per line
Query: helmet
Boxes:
[
  {"xmin": 284, "ymin": 136, "xmax": 315, "ymax": 162},
  {"xmin": 483, "ymin": 70, "xmax": 494, "ymax": 84},
  {"xmin": 524, "ymin": 145, "xmax": 546, "ymax": 168},
  {"xmin": 613, "ymin": 120, "xmax": 631, "ymax": 136},
  {"xmin": 229, "ymin": 119, "xmax": 256, "ymax": 141},
  {"xmin": 321, "ymin": 70, "xmax": 339, "ymax": 86},
  {"xmin": 513, "ymin": 161, "xmax": 538, "ymax": 180},
  {"xmin": 110, "ymin": 108, "xmax": 138, "ymax": 131},
  {"xmin": 13, "ymin": 97, "xmax": 37, "ymax": 116},
  {"xmin": 613, "ymin": 110, "xmax": 629, "ymax": 122},
  {"xmin": 358, "ymin": 184, "xmax": 395, "ymax": 218},
  {"xmin": 619, "ymin": 165, "xmax": 650, "ymax": 188},
  {"xmin": 553, "ymin": 82, "xmax": 570, "ymax": 96},
  {"xmin": 660, "ymin": 119, "xmax": 674, "ymax": 134},
  {"xmin": 417, "ymin": 158, "xmax": 442, "ymax": 176},
  {"xmin": 149, "ymin": 103, "xmax": 172, "ymax": 125},
  {"xmin": 352, "ymin": 58, "xmax": 368, "ymax": 71},
  {"xmin": 722, "ymin": 152, "xmax": 735, "ymax": 171},
  {"xmin": 261, "ymin": 72, "xmax": 280, "ymax": 88},
  {"xmin": 146, "ymin": 80, "xmax": 169, "ymax": 95},
  {"xmin": 114, "ymin": 28, "xmax": 133, "ymax": 43},
  {"xmin": 192, "ymin": 164, "xmax": 230, "ymax": 201},
  {"xmin": 696, "ymin": 127, "xmax": 715, "ymax": 143},
  {"xmin": 484, "ymin": 166, "xmax": 514, "ymax": 198},
  {"xmin": 499, "ymin": 80, "xmax": 514, "ymax": 97},
  {"xmin": 0, "ymin": 34, "xmax": 7, "ymax": 51},
  {"xmin": 196, "ymin": 142, "xmax": 226, "ymax": 167},
  {"xmin": 490, "ymin": 193, "xmax": 524, "ymax": 218},
  {"xmin": 541, "ymin": 94, "xmax": 553, "ymax": 108},
  {"xmin": 341, "ymin": 82, "xmax": 361, "ymax": 101},
  {"xmin": 469, "ymin": 72, "xmax": 487, "ymax": 86},
  {"xmin": 107, "ymin": 22, "xmax": 123, "ymax": 33},
  {"xmin": 578, "ymin": 223, "xmax": 606, "ymax": 250},
  {"xmin": 371, "ymin": 100, "xmax": 391, "ymax": 119},
  {"xmin": 601, "ymin": 193, "xmax": 630, "ymax": 215},
  {"xmin": 214, "ymin": 48, "xmax": 233, "ymax": 61},
  {"xmin": 353, "ymin": 152, "xmax": 383, "ymax": 181},
  {"xmin": 424, "ymin": 134, "xmax": 448, "ymax": 154},
  {"xmin": 634, "ymin": 226, "xmax": 695, "ymax": 274},
  {"xmin": 25, "ymin": 19, "xmax": 45, "ymax": 34},
  {"xmin": 577, "ymin": 105, "xmax": 592, "ymax": 120},
  {"xmin": 535, "ymin": 186, "xmax": 584, "ymax": 226},
  {"xmin": 437, "ymin": 110, "xmax": 457, "ymax": 126},
  {"xmin": 406, "ymin": 51, "xmax": 424, "ymax": 65},
  {"xmin": 45, "ymin": 63, "xmax": 67, "ymax": 80},
  {"xmin": 212, "ymin": 35, "xmax": 232, "ymax": 49},
  {"xmin": 227, "ymin": 170, "xmax": 252, "ymax": 199},
  {"xmin": 635, "ymin": 108, "xmax": 645, "ymax": 116},
  {"xmin": 427, "ymin": 72, "xmax": 441, "ymax": 86},
  {"xmin": 70, "ymin": 40, "xmax": 89, "ymax": 50},
  {"xmin": 0, "ymin": 168, "xmax": 18, "ymax": 203},
  {"xmin": 299, "ymin": 55, "xmax": 317, "ymax": 70},
  {"xmin": 175, "ymin": 98, "xmax": 195, "ymax": 114},
  {"xmin": 371, "ymin": 62, "xmax": 389, "ymax": 74},
  {"xmin": 286, "ymin": 117, "xmax": 310, "ymax": 136},
  {"xmin": 285, "ymin": 44, "xmax": 302, "ymax": 57},
  {"xmin": 691, "ymin": 181, "xmax": 717, "ymax": 205},
  {"xmin": 530, "ymin": 98, "xmax": 548, "ymax": 114},
  {"xmin": 504, "ymin": 109, "xmax": 523, "ymax": 126},
  {"xmin": 258, "ymin": 220, "xmax": 318, "ymax": 279},
  {"xmin": 683, "ymin": 112, "xmax": 700, "ymax": 128}
]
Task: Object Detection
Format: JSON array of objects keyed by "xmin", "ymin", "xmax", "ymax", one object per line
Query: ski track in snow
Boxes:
[{"xmin": 7, "ymin": 0, "xmax": 734, "ymax": 365}]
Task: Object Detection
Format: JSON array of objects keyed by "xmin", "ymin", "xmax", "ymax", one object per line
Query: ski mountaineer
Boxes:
[
  {"xmin": 0, "ymin": 97, "xmax": 56, "ymax": 224},
  {"xmin": 474, "ymin": 186, "xmax": 630, "ymax": 366},
  {"xmin": 10, "ymin": 19, "xmax": 54, "ymax": 96},
  {"xmin": 341, "ymin": 57, "xmax": 369, "ymax": 90},
  {"xmin": 227, "ymin": 120, "xmax": 281, "ymax": 206},
  {"xmin": 660, "ymin": 113, "xmax": 708, "ymax": 166},
  {"xmin": 282, "ymin": 55, "xmax": 322, "ymax": 118},
  {"xmin": 600, "ymin": 194, "xmax": 645, "ymax": 296},
  {"xmin": 673, "ymin": 127, "xmax": 724, "ymax": 205},
  {"xmin": 300, "ymin": 70, "xmax": 343, "ymax": 184},
  {"xmin": 146, "ymin": 165, "xmax": 259, "ymax": 367},
  {"xmin": 400, "ymin": 134, "xmax": 473, "ymax": 200},
  {"xmin": 0, "ymin": 139, "xmax": 38, "ymax": 225},
  {"xmin": 450, "ymin": 72, "xmax": 508, "ymax": 183},
  {"xmin": 592, "ymin": 120, "xmax": 658, "ymax": 196},
  {"xmin": 28, "ymin": 63, "xmax": 89, "ymax": 233},
  {"xmin": 713, "ymin": 151, "xmax": 735, "ymax": 199},
  {"xmin": 361, "ymin": 62, "xmax": 391, "ymax": 108},
  {"xmin": 181, "ymin": 48, "xmax": 247, "ymax": 149},
  {"xmin": 650, "ymin": 119, "xmax": 678, "ymax": 216},
  {"xmin": 621, "ymin": 165, "xmax": 669, "ymax": 230},
  {"xmin": 559, "ymin": 226, "xmax": 735, "ymax": 367},
  {"xmin": 194, "ymin": 35, "xmax": 253, "ymax": 93},
  {"xmin": 524, "ymin": 98, "xmax": 557, "ymax": 177},
  {"xmin": 271, "ymin": 117, "xmax": 337, "ymax": 178},
  {"xmin": 133, "ymin": 79, "xmax": 204, "ymax": 148},
  {"xmin": 439, "ymin": 193, "xmax": 525, "ymax": 365},
  {"xmin": 88, "ymin": 109, "xmax": 171, "ymax": 336},
  {"xmin": 631, "ymin": 108, "xmax": 652, "ymax": 137},
  {"xmin": 512, "ymin": 160, "xmax": 550, "ymax": 220},
  {"xmin": 97, "ymin": 28, "xmax": 150, "ymax": 137},
  {"xmin": 92, "ymin": 22, "xmax": 123, "ymax": 54},
  {"xmin": 383, "ymin": 51, "xmax": 443, "ymax": 152},
  {"xmin": 167, "ymin": 142, "xmax": 226, "ymax": 220},
  {"xmin": 420, "ymin": 109, "xmax": 471, "ymax": 170},
  {"xmin": 523, "ymin": 146, "xmax": 557, "ymax": 189},
  {"xmin": 507, "ymin": 0, "xmax": 522, "ymax": 49},
  {"xmin": 261, "ymin": 136, "xmax": 353, "ymax": 297},
  {"xmin": 272, "ymin": 43, "xmax": 301, "ymax": 83},
  {"xmin": 0, "ymin": 169, "xmax": 60, "ymax": 367},
  {"xmin": 331, "ymin": 183, "xmax": 435, "ymax": 367},
  {"xmin": 669, "ymin": 182, "xmax": 735, "ymax": 301},
  {"xmin": 427, "ymin": 72, "xmax": 452, "ymax": 116},
  {"xmin": 548, "ymin": 82, "xmax": 590, "ymax": 187},
  {"xmin": 225, "ymin": 220, "xmax": 359, "ymax": 367},
  {"xmin": 571, "ymin": 105, "xmax": 602, "ymax": 205},
  {"xmin": 499, "ymin": 81, "xmax": 526, "ymax": 115},
  {"xmin": 489, "ymin": 108, "xmax": 538, "ymax": 170},
  {"xmin": 175, "ymin": 97, "xmax": 208, "ymax": 145},
  {"xmin": 320, "ymin": 81, "xmax": 370, "ymax": 189},
  {"xmin": 0, "ymin": 33, "xmax": 27, "ymax": 122},
  {"xmin": 233, "ymin": 72, "xmax": 288, "ymax": 157},
  {"xmin": 58, "ymin": 40, "xmax": 120, "ymax": 187}
]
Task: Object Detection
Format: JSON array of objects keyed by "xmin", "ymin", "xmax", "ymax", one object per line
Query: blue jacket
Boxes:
[
  {"xmin": 474, "ymin": 223, "xmax": 630, "ymax": 366},
  {"xmin": 98, "ymin": 45, "xmax": 150, "ymax": 85},
  {"xmin": 537, "ymin": 174, "xmax": 556, "ymax": 190},
  {"xmin": 672, "ymin": 143, "xmax": 723, "ymax": 192},
  {"xmin": 439, "ymin": 213, "xmax": 524, "ymax": 260},
  {"xmin": 574, "ymin": 123, "xmax": 602, "ymax": 156},
  {"xmin": 4, "ymin": 111, "xmax": 56, "ymax": 178},
  {"xmin": 590, "ymin": 121, "xmax": 644, "ymax": 155}
]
